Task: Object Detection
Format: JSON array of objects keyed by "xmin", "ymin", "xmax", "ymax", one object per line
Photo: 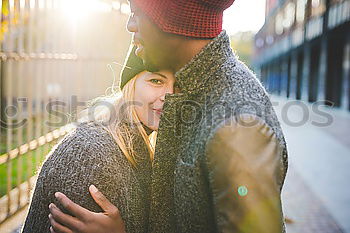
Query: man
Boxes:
[{"xmin": 49, "ymin": 0, "xmax": 288, "ymax": 232}]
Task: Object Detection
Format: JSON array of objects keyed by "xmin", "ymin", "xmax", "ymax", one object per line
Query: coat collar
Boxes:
[{"xmin": 174, "ymin": 30, "xmax": 235, "ymax": 95}]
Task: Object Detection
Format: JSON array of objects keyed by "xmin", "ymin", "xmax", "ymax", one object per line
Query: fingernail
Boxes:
[
  {"xmin": 54, "ymin": 192, "xmax": 61, "ymax": 199},
  {"xmin": 90, "ymin": 185, "xmax": 98, "ymax": 193},
  {"xmin": 50, "ymin": 203, "xmax": 57, "ymax": 210}
]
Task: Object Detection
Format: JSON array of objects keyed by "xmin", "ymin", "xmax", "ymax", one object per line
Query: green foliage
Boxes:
[
  {"xmin": 0, "ymin": 144, "xmax": 53, "ymax": 197},
  {"xmin": 230, "ymin": 31, "xmax": 255, "ymax": 69}
]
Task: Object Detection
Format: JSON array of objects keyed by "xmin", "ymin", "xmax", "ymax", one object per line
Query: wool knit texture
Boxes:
[
  {"xmin": 22, "ymin": 121, "xmax": 152, "ymax": 233},
  {"xmin": 147, "ymin": 30, "xmax": 288, "ymax": 233},
  {"xmin": 133, "ymin": 0, "xmax": 235, "ymax": 38}
]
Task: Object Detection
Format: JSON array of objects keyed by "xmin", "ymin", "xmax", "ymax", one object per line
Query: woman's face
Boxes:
[{"xmin": 134, "ymin": 70, "xmax": 176, "ymax": 131}]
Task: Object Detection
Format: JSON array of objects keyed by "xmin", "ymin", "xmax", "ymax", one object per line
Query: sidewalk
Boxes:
[{"xmin": 272, "ymin": 96, "xmax": 350, "ymax": 233}]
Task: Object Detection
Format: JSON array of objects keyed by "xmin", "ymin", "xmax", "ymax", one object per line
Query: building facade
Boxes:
[{"xmin": 254, "ymin": 0, "xmax": 350, "ymax": 110}]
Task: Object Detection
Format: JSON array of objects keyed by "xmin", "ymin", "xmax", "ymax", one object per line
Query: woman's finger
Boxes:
[
  {"xmin": 49, "ymin": 203, "xmax": 83, "ymax": 232},
  {"xmin": 89, "ymin": 185, "xmax": 121, "ymax": 218},
  {"xmin": 54, "ymin": 192, "xmax": 91, "ymax": 220},
  {"xmin": 49, "ymin": 213, "xmax": 73, "ymax": 233}
]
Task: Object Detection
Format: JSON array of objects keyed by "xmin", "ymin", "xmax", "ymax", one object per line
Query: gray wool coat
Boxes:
[
  {"xmin": 148, "ymin": 31, "xmax": 288, "ymax": 233},
  {"xmin": 22, "ymin": 122, "xmax": 152, "ymax": 233}
]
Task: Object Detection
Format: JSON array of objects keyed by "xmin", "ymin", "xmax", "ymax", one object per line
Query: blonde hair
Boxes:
[{"xmin": 79, "ymin": 71, "xmax": 156, "ymax": 167}]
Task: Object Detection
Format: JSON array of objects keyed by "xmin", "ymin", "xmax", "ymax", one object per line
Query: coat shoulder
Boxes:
[{"xmin": 40, "ymin": 121, "xmax": 126, "ymax": 180}]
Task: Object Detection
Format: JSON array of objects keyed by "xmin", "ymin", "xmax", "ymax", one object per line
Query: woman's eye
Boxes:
[{"xmin": 150, "ymin": 79, "xmax": 162, "ymax": 85}]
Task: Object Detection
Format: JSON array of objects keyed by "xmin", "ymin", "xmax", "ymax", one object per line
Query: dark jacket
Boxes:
[
  {"xmin": 22, "ymin": 122, "xmax": 152, "ymax": 233},
  {"xmin": 148, "ymin": 31, "xmax": 288, "ymax": 233}
]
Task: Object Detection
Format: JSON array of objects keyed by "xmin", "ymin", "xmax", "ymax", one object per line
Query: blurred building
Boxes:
[{"xmin": 254, "ymin": 0, "xmax": 350, "ymax": 110}]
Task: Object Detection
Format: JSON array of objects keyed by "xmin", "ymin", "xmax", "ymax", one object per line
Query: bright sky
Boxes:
[{"xmin": 223, "ymin": 0, "xmax": 267, "ymax": 35}]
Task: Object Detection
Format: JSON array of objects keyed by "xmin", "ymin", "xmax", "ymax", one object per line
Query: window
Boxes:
[
  {"xmin": 275, "ymin": 13, "xmax": 284, "ymax": 35},
  {"xmin": 283, "ymin": 2, "xmax": 296, "ymax": 28},
  {"xmin": 296, "ymin": 0, "xmax": 307, "ymax": 23},
  {"xmin": 311, "ymin": 0, "xmax": 326, "ymax": 16}
]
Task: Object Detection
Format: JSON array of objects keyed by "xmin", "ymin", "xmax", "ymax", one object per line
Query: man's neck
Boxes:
[{"xmin": 172, "ymin": 39, "xmax": 212, "ymax": 73}]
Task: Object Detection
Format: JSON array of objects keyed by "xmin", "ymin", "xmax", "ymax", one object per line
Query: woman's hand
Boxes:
[{"xmin": 49, "ymin": 185, "xmax": 126, "ymax": 233}]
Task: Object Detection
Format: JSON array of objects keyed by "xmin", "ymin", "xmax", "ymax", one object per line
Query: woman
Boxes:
[{"xmin": 21, "ymin": 46, "xmax": 175, "ymax": 233}]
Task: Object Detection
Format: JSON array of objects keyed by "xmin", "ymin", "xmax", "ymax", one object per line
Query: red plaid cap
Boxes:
[{"xmin": 132, "ymin": 0, "xmax": 235, "ymax": 38}]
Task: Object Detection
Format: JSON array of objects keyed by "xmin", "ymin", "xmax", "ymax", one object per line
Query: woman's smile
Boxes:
[
  {"xmin": 153, "ymin": 108, "xmax": 163, "ymax": 117},
  {"xmin": 134, "ymin": 70, "xmax": 175, "ymax": 131}
]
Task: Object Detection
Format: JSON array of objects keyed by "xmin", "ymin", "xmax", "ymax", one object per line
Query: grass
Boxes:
[
  {"xmin": 0, "ymin": 143, "xmax": 54, "ymax": 197},
  {"xmin": 0, "ymin": 116, "xmax": 65, "ymax": 197}
]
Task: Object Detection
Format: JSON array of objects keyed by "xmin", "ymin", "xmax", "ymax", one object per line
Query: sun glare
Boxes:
[
  {"xmin": 223, "ymin": 0, "xmax": 267, "ymax": 35},
  {"xmin": 60, "ymin": 0, "xmax": 112, "ymax": 24}
]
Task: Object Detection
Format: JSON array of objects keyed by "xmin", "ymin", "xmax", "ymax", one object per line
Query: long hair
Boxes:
[{"xmin": 78, "ymin": 71, "xmax": 156, "ymax": 167}]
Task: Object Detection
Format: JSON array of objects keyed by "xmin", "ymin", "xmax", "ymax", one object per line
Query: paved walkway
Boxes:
[{"xmin": 272, "ymin": 96, "xmax": 350, "ymax": 233}]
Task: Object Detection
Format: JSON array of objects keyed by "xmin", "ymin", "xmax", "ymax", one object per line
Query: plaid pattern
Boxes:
[{"xmin": 133, "ymin": 0, "xmax": 235, "ymax": 38}]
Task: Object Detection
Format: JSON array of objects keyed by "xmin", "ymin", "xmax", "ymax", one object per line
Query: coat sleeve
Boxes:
[
  {"xmin": 205, "ymin": 115, "xmax": 286, "ymax": 233},
  {"xmin": 21, "ymin": 123, "xmax": 129, "ymax": 233}
]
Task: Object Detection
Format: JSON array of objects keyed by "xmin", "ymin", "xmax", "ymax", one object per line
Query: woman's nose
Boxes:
[
  {"xmin": 127, "ymin": 15, "xmax": 138, "ymax": 33},
  {"xmin": 167, "ymin": 85, "xmax": 175, "ymax": 95},
  {"xmin": 160, "ymin": 85, "xmax": 174, "ymax": 101},
  {"xmin": 165, "ymin": 84, "xmax": 175, "ymax": 96}
]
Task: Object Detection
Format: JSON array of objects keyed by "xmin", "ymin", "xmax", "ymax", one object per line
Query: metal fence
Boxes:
[{"xmin": 0, "ymin": 0, "xmax": 131, "ymax": 224}]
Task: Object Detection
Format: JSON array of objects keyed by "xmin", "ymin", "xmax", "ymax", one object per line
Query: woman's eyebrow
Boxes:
[{"xmin": 153, "ymin": 72, "xmax": 168, "ymax": 79}]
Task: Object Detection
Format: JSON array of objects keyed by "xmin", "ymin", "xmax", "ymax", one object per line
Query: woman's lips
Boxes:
[{"xmin": 153, "ymin": 109, "xmax": 163, "ymax": 116}]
